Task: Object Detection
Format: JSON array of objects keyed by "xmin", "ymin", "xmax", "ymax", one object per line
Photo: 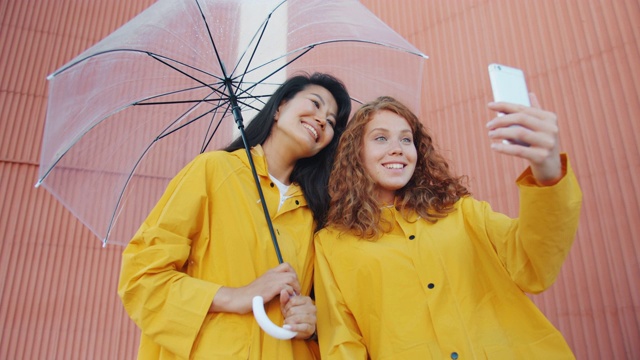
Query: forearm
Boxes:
[{"xmin": 515, "ymin": 154, "xmax": 583, "ymax": 291}]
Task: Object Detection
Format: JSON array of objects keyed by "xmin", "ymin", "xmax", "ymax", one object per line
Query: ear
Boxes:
[{"xmin": 274, "ymin": 99, "xmax": 289, "ymax": 121}]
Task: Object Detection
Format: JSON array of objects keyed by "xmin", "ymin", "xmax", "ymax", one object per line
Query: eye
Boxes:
[
  {"xmin": 311, "ymin": 99, "xmax": 321, "ymax": 109},
  {"xmin": 401, "ymin": 137, "xmax": 413, "ymax": 144},
  {"xmin": 326, "ymin": 119, "xmax": 336, "ymax": 128},
  {"xmin": 374, "ymin": 135, "xmax": 387, "ymax": 141}
]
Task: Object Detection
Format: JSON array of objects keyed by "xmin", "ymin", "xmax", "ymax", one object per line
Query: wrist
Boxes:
[{"xmin": 211, "ymin": 286, "xmax": 248, "ymax": 314}]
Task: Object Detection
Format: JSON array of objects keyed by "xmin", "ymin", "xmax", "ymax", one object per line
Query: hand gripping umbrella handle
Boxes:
[{"xmin": 252, "ymin": 296, "xmax": 297, "ymax": 339}]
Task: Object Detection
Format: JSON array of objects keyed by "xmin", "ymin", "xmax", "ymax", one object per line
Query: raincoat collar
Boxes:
[
  {"xmin": 228, "ymin": 144, "xmax": 269, "ymax": 176},
  {"xmin": 232, "ymin": 145, "xmax": 305, "ymax": 199}
]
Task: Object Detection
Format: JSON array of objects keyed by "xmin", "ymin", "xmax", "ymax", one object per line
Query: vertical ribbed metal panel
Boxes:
[
  {"xmin": 1, "ymin": 1, "xmax": 153, "ymax": 359},
  {"xmin": 362, "ymin": 1, "xmax": 639, "ymax": 359},
  {"xmin": 1, "ymin": 0, "xmax": 638, "ymax": 359}
]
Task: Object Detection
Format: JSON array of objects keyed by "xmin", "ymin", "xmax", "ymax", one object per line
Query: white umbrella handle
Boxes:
[{"xmin": 252, "ymin": 296, "xmax": 297, "ymax": 339}]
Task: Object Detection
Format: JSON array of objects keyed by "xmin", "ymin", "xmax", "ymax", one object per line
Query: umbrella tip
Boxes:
[
  {"xmin": 46, "ymin": 74, "xmax": 54, "ymax": 81},
  {"xmin": 101, "ymin": 238, "xmax": 108, "ymax": 248},
  {"xmin": 35, "ymin": 179, "xmax": 42, "ymax": 188}
]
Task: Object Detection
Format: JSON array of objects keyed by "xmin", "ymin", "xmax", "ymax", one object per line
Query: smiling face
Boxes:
[
  {"xmin": 272, "ymin": 84, "xmax": 338, "ymax": 158},
  {"xmin": 361, "ymin": 110, "xmax": 418, "ymax": 204}
]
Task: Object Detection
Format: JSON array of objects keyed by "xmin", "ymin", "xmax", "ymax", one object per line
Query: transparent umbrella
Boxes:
[{"xmin": 37, "ymin": 0, "xmax": 427, "ymax": 339}]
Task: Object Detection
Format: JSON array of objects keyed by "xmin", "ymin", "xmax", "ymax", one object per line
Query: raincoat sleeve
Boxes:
[
  {"xmin": 118, "ymin": 155, "xmax": 219, "ymax": 359},
  {"xmin": 476, "ymin": 153, "xmax": 583, "ymax": 293},
  {"xmin": 314, "ymin": 233, "xmax": 368, "ymax": 360}
]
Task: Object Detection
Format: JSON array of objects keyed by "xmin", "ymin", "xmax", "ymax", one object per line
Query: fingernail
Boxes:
[{"xmin": 283, "ymin": 325, "xmax": 292, "ymax": 330}]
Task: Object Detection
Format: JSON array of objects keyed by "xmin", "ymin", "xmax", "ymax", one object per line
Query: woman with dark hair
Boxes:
[
  {"xmin": 118, "ymin": 73, "xmax": 351, "ymax": 359},
  {"xmin": 226, "ymin": 73, "xmax": 352, "ymax": 230},
  {"xmin": 314, "ymin": 96, "xmax": 582, "ymax": 359}
]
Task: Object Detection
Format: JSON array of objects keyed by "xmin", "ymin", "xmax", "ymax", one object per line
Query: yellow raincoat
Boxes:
[
  {"xmin": 315, "ymin": 155, "xmax": 582, "ymax": 359},
  {"xmin": 118, "ymin": 146, "xmax": 318, "ymax": 359}
]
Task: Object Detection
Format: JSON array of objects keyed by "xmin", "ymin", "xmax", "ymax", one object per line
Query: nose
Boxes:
[
  {"xmin": 389, "ymin": 140, "xmax": 403, "ymax": 155},
  {"xmin": 314, "ymin": 115, "xmax": 326, "ymax": 129}
]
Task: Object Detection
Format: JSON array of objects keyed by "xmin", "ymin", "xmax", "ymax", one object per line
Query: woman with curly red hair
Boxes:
[{"xmin": 314, "ymin": 96, "xmax": 582, "ymax": 359}]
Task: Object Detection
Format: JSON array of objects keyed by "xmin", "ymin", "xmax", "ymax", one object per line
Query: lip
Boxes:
[
  {"xmin": 381, "ymin": 162, "xmax": 407, "ymax": 170},
  {"xmin": 301, "ymin": 121, "xmax": 319, "ymax": 142}
]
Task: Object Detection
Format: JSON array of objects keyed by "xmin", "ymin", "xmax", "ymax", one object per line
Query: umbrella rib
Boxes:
[
  {"xmin": 156, "ymin": 101, "xmax": 228, "ymax": 140},
  {"xmin": 231, "ymin": 0, "xmax": 287, "ymax": 80},
  {"xmin": 195, "ymin": 0, "xmax": 229, "ymax": 83},
  {"xmin": 135, "ymin": 81, "xmax": 228, "ymax": 107},
  {"xmin": 37, "ymin": 104, "xmax": 204, "ymax": 187},
  {"xmin": 104, "ymin": 138, "xmax": 156, "ymax": 244},
  {"xmin": 232, "ymin": 38, "xmax": 428, "ymax": 90},
  {"xmin": 48, "ymin": 49, "xmax": 225, "ymax": 82},
  {"xmin": 194, "ymin": 0, "xmax": 287, "ymax": 109},
  {"xmin": 104, "ymin": 93, "xmax": 227, "ymax": 243},
  {"xmin": 292, "ymin": 39, "xmax": 428, "ymax": 58},
  {"xmin": 134, "ymin": 81, "xmax": 226, "ymax": 106},
  {"xmin": 235, "ymin": 97, "xmax": 265, "ymax": 113},
  {"xmin": 147, "ymin": 53, "xmax": 225, "ymax": 94},
  {"xmin": 234, "ymin": 0, "xmax": 287, "ymax": 93},
  {"xmin": 200, "ymin": 104, "xmax": 231, "ymax": 153},
  {"xmin": 234, "ymin": 46, "xmax": 314, "ymax": 97}
]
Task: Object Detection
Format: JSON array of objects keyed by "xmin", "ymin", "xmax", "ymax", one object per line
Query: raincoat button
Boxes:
[
  {"xmin": 270, "ymin": 182, "xmax": 274, "ymax": 187},
  {"xmin": 409, "ymin": 235, "xmax": 415, "ymax": 240},
  {"xmin": 428, "ymin": 283, "xmax": 435, "ymax": 289},
  {"xmin": 451, "ymin": 352, "xmax": 459, "ymax": 359},
  {"xmin": 295, "ymin": 200, "xmax": 299, "ymax": 205}
]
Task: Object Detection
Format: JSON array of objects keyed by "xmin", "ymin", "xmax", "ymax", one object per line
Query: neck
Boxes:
[
  {"xmin": 262, "ymin": 138, "xmax": 296, "ymax": 185},
  {"xmin": 375, "ymin": 191, "xmax": 396, "ymax": 207}
]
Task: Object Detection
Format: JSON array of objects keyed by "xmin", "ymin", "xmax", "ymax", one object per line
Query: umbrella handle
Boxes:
[{"xmin": 252, "ymin": 296, "xmax": 297, "ymax": 339}]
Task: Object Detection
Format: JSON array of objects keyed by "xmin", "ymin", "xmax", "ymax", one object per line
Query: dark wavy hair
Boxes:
[
  {"xmin": 326, "ymin": 96, "xmax": 469, "ymax": 239},
  {"xmin": 226, "ymin": 73, "xmax": 351, "ymax": 229}
]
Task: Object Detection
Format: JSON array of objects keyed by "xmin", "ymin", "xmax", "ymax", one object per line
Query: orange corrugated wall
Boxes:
[{"xmin": 1, "ymin": 0, "xmax": 638, "ymax": 359}]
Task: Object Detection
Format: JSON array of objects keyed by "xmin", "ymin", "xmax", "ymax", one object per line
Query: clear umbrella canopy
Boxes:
[{"xmin": 37, "ymin": 0, "xmax": 427, "ymax": 246}]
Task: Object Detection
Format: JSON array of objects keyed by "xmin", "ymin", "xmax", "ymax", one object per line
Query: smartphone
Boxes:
[{"xmin": 488, "ymin": 63, "xmax": 530, "ymax": 146}]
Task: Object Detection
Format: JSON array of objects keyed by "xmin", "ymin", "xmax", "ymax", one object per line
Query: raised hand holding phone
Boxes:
[
  {"xmin": 487, "ymin": 64, "xmax": 563, "ymax": 185},
  {"xmin": 488, "ymin": 63, "xmax": 531, "ymax": 146}
]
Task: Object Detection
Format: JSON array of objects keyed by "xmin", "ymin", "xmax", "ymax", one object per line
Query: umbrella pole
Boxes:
[
  {"xmin": 229, "ymin": 92, "xmax": 297, "ymax": 339},
  {"xmin": 225, "ymin": 79, "xmax": 284, "ymax": 265}
]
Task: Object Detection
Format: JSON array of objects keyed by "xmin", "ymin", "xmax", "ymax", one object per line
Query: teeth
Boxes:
[
  {"xmin": 385, "ymin": 164, "xmax": 404, "ymax": 169},
  {"xmin": 302, "ymin": 124, "xmax": 318, "ymax": 140}
]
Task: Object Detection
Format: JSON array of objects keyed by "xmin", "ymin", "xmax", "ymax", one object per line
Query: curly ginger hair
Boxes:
[{"xmin": 325, "ymin": 96, "xmax": 470, "ymax": 239}]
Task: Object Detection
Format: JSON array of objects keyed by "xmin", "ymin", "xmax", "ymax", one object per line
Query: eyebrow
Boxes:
[
  {"xmin": 368, "ymin": 127, "xmax": 413, "ymax": 134},
  {"xmin": 311, "ymin": 93, "xmax": 325, "ymax": 105}
]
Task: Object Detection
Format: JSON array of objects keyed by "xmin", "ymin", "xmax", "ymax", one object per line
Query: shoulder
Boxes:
[
  {"xmin": 190, "ymin": 149, "xmax": 246, "ymax": 170},
  {"xmin": 315, "ymin": 226, "xmax": 356, "ymax": 246},
  {"xmin": 449, "ymin": 195, "xmax": 497, "ymax": 223},
  {"xmin": 453, "ymin": 195, "xmax": 481, "ymax": 213},
  {"xmin": 315, "ymin": 226, "xmax": 340, "ymax": 239},
  {"xmin": 194, "ymin": 149, "xmax": 235, "ymax": 162},
  {"xmin": 171, "ymin": 151, "xmax": 247, "ymax": 189}
]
